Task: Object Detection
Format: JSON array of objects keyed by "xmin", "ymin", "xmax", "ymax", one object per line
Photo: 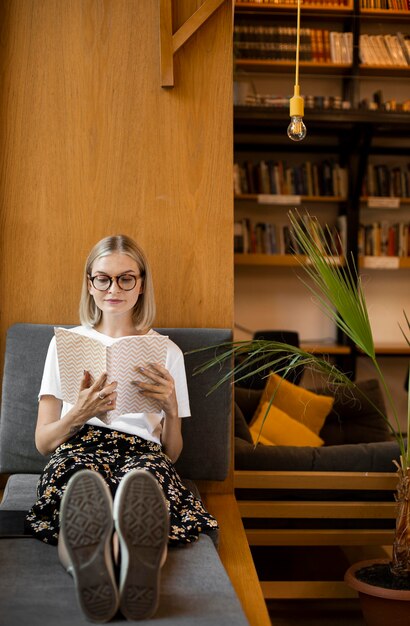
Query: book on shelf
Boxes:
[
  {"xmin": 359, "ymin": 33, "xmax": 410, "ymax": 66},
  {"xmin": 54, "ymin": 327, "xmax": 168, "ymax": 422},
  {"xmin": 360, "ymin": 0, "xmax": 409, "ymax": 10},
  {"xmin": 234, "ymin": 216, "xmax": 346, "ymax": 256},
  {"xmin": 234, "ymin": 25, "xmax": 352, "ymax": 64},
  {"xmin": 235, "ymin": 0, "xmax": 353, "ymax": 7},
  {"xmin": 358, "ymin": 221, "xmax": 410, "ymax": 257},
  {"xmin": 362, "ymin": 163, "xmax": 410, "ymax": 198},
  {"xmin": 234, "ymin": 159, "xmax": 349, "ymax": 198}
]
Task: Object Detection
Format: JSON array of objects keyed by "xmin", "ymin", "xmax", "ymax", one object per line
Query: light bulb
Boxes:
[
  {"xmin": 288, "ymin": 85, "xmax": 307, "ymax": 142},
  {"xmin": 287, "ymin": 116, "xmax": 307, "ymax": 141}
]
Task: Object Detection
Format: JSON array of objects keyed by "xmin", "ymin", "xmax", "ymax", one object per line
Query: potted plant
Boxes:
[{"xmin": 194, "ymin": 211, "xmax": 410, "ymax": 625}]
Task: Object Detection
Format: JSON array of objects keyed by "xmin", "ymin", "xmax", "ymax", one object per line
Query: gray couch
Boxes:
[{"xmin": 0, "ymin": 324, "xmax": 249, "ymax": 626}]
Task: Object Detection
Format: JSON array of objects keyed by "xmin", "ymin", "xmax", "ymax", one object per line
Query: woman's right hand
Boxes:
[
  {"xmin": 73, "ymin": 371, "xmax": 118, "ymax": 422},
  {"xmin": 35, "ymin": 372, "xmax": 118, "ymax": 456}
]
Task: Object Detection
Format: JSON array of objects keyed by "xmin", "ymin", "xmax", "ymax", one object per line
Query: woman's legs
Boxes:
[
  {"xmin": 26, "ymin": 427, "xmax": 115, "ymax": 545},
  {"xmin": 113, "ymin": 469, "xmax": 169, "ymax": 621},
  {"xmin": 58, "ymin": 469, "xmax": 119, "ymax": 623}
]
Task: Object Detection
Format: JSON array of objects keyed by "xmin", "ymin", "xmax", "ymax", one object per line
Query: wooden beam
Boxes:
[
  {"xmin": 204, "ymin": 494, "xmax": 271, "ymax": 626},
  {"xmin": 235, "ymin": 470, "xmax": 398, "ymax": 491},
  {"xmin": 159, "ymin": 0, "xmax": 228, "ymax": 87},
  {"xmin": 238, "ymin": 500, "xmax": 397, "ymax": 519},
  {"xmin": 172, "ymin": 0, "xmax": 226, "ymax": 53},
  {"xmin": 245, "ymin": 528, "xmax": 395, "ymax": 546},
  {"xmin": 159, "ymin": 0, "xmax": 174, "ymax": 87}
]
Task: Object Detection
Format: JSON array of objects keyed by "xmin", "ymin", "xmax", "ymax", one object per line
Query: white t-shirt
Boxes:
[{"xmin": 39, "ymin": 326, "xmax": 191, "ymax": 445}]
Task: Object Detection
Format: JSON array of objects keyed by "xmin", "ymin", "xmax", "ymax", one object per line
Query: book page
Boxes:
[
  {"xmin": 55, "ymin": 327, "xmax": 107, "ymax": 406},
  {"xmin": 55, "ymin": 328, "xmax": 169, "ymax": 423},
  {"xmin": 106, "ymin": 333, "xmax": 168, "ymax": 421}
]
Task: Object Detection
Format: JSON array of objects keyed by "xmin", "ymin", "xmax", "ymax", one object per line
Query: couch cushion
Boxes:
[
  {"xmin": 235, "ymin": 437, "xmax": 404, "ymax": 473},
  {"xmin": 0, "ymin": 534, "xmax": 248, "ymax": 626},
  {"xmin": 234, "ymin": 403, "xmax": 253, "ymax": 444},
  {"xmin": 254, "ymin": 373, "xmax": 334, "ymax": 436},
  {"xmin": 318, "ymin": 379, "xmax": 393, "ymax": 445},
  {"xmin": 234, "ymin": 387, "xmax": 262, "ymax": 426},
  {"xmin": 0, "ymin": 324, "xmax": 232, "ymax": 481},
  {"xmin": 249, "ymin": 402, "xmax": 324, "ymax": 447}
]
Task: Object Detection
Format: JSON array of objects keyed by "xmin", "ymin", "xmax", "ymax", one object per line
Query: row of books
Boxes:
[
  {"xmin": 360, "ymin": 0, "xmax": 409, "ymax": 9},
  {"xmin": 362, "ymin": 163, "xmax": 410, "ymax": 198},
  {"xmin": 359, "ymin": 33, "xmax": 410, "ymax": 66},
  {"xmin": 234, "ymin": 216, "xmax": 347, "ymax": 256},
  {"xmin": 235, "ymin": 0, "xmax": 408, "ymax": 8},
  {"xmin": 239, "ymin": 92, "xmax": 352, "ymax": 110},
  {"xmin": 234, "ymin": 26, "xmax": 353, "ymax": 64},
  {"xmin": 359, "ymin": 222, "xmax": 410, "ymax": 257},
  {"xmin": 234, "ymin": 160, "xmax": 349, "ymax": 198},
  {"xmin": 236, "ymin": 0, "xmax": 352, "ymax": 6}
]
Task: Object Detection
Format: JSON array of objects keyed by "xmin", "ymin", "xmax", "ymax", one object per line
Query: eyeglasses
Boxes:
[{"xmin": 88, "ymin": 273, "xmax": 142, "ymax": 291}]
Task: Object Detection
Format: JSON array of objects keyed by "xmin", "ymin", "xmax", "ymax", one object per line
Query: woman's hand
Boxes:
[
  {"xmin": 74, "ymin": 370, "xmax": 118, "ymax": 421},
  {"xmin": 132, "ymin": 364, "xmax": 182, "ymax": 462},
  {"xmin": 132, "ymin": 364, "xmax": 178, "ymax": 417},
  {"xmin": 35, "ymin": 371, "xmax": 117, "ymax": 456}
]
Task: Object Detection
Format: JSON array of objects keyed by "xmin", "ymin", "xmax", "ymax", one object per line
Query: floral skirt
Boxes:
[{"xmin": 25, "ymin": 425, "xmax": 218, "ymax": 546}]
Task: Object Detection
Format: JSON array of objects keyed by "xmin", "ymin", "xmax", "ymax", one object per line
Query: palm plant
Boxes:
[{"xmin": 195, "ymin": 210, "xmax": 410, "ymax": 579}]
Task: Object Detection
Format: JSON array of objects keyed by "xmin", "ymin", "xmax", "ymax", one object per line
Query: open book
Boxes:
[{"xmin": 55, "ymin": 327, "xmax": 168, "ymax": 423}]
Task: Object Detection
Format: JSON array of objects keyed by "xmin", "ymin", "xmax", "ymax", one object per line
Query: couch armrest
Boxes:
[{"xmin": 204, "ymin": 494, "xmax": 271, "ymax": 626}]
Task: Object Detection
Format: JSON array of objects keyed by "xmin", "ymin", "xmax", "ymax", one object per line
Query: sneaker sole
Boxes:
[
  {"xmin": 114, "ymin": 470, "xmax": 169, "ymax": 621},
  {"xmin": 60, "ymin": 470, "xmax": 119, "ymax": 623}
]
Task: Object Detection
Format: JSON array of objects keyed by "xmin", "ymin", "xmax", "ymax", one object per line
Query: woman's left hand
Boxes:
[{"xmin": 132, "ymin": 364, "xmax": 178, "ymax": 417}]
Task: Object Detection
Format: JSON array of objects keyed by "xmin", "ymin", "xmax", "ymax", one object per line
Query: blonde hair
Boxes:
[{"xmin": 79, "ymin": 235, "xmax": 156, "ymax": 329}]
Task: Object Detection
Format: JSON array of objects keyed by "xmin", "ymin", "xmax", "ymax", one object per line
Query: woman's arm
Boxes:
[
  {"xmin": 35, "ymin": 371, "xmax": 118, "ymax": 456},
  {"xmin": 134, "ymin": 363, "xmax": 183, "ymax": 463}
]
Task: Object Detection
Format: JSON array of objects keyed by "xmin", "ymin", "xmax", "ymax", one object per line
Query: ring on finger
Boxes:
[{"xmin": 98, "ymin": 391, "xmax": 105, "ymax": 400}]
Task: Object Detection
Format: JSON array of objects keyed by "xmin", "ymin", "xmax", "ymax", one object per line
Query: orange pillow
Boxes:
[
  {"xmin": 250, "ymin": 402, "xmax": 324, "ymax": 447},
  {"xmin": 254, "ymin": 372, "xmax": 334, "ymax": 436}
]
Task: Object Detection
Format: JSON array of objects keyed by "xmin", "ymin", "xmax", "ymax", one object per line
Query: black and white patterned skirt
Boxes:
[{"xmin": 25, "ymin": 425, "xmax": 218, "ymax": 546}]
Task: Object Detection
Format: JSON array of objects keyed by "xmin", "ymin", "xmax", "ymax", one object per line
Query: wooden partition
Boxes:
[
  {"xmin": 0, "ymin": 5, "xmax": 273, "ymax": 623},
  {"xmin": 0, "ymin": 0, "xmax": 233, "ymax": 356}
]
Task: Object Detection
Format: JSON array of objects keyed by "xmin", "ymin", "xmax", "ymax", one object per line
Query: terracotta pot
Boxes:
[{"xmin": 345, "ymin": 559, "xmax": 410, "ymax": 626}]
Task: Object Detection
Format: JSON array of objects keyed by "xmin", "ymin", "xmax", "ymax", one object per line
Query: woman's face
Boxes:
[{"xmin": 88, "ymin": 252, "xmax": 143, "ymax": 321}]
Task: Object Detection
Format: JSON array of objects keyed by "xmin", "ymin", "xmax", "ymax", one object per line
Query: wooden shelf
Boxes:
[
  {"xmin": 234, "ymin": 253, "xmax": 344, "ymax": 266},
  {"xmin": 361, "ymin": 197, "xmax": 410, "ymax": 206},
  {"xmin": 373, "ymin": 343, "xmax": 410, "ymax": 355},
  {"xmin": 235, "ymin": 194, "xmax": 347, "ymax": 204},
  {"xmin": 235, "ymin": 59, "xmax": 353, "ymax": 74},
  {"xmin": 360, "ymin": 8, "xmax": 410, "ymax": 16},
  {"xmin": 235, "ymin": 253, "xmax": 302, "ymax": 266},
  {"xmin": 301, "ymin": 342, "xmax": 351, "ymax": 355},
  {"xmin": 359, "ymin": 64, "xmax": 410, "ymax": 77},
  {"xmin": 359, "ymin": 256, "xmax": 410, "ymax": 269}
]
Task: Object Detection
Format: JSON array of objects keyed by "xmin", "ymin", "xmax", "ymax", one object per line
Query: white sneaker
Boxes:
[
  {"xmin": 113, "ymin": 470, "xmax": 169, "ymax": 621},
  {"xmin": 60, "ymin": 470, "xmax": 119, "ymax": 623}
]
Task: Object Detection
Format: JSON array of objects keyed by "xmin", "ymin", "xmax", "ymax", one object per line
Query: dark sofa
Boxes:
[
  {"xmin": 234, "ymin": 379, "xmax": 402, "ymax": 472},
  {"xmin": 0, "ymin": 324, "xmax": 250, "ymax": 626},
  {"xmin": 233, "ymin": 380, "xmax": 402, "ymax": 601}
]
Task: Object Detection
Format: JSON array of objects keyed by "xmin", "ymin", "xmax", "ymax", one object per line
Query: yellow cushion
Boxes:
[
  {"xmin": 249, "ymin": 426, "xmax": 276, "ymax": 446},
  {"xmin": 251, "ymin": 402, "xmax": 324, "ymax": 447},
  {"xmin": 255, "ymin": 372, "xmax": 334, "ymax": 436}
]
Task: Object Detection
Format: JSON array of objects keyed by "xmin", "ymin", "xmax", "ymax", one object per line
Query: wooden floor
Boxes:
[{"xmin": 268, "ymin": 599, "xmax": 365, "ymax": 625}]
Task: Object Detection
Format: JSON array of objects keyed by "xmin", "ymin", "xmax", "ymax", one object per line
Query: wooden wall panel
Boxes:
[{"xmin": 0, "ymin": 0, "xmax": 233, "ymax": 369}]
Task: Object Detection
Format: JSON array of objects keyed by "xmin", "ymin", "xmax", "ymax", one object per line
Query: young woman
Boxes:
[{"xmin": 25, "ymin": 235, "xmax": 218, "ymax": 623}]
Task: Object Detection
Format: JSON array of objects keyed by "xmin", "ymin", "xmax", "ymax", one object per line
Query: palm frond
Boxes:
[{"xmin": 289, "ymin": 211, "xmax": 375, "ymax": 358}]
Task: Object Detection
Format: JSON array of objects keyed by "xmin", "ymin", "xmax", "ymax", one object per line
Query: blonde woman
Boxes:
[{"xmin": 26, "ymin": 235, "xmax": 218, "ymax": 623}]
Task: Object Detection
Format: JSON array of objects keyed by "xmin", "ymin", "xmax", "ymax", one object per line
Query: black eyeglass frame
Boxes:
[{"xmin": 88, "ymin": 272, "xmax": 143, "ymax": 292}]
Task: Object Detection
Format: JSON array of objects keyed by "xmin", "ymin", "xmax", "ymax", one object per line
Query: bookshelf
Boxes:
[{"xmin": 233, "ymin": 1, "xmax": 410, "ymax": 374}]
